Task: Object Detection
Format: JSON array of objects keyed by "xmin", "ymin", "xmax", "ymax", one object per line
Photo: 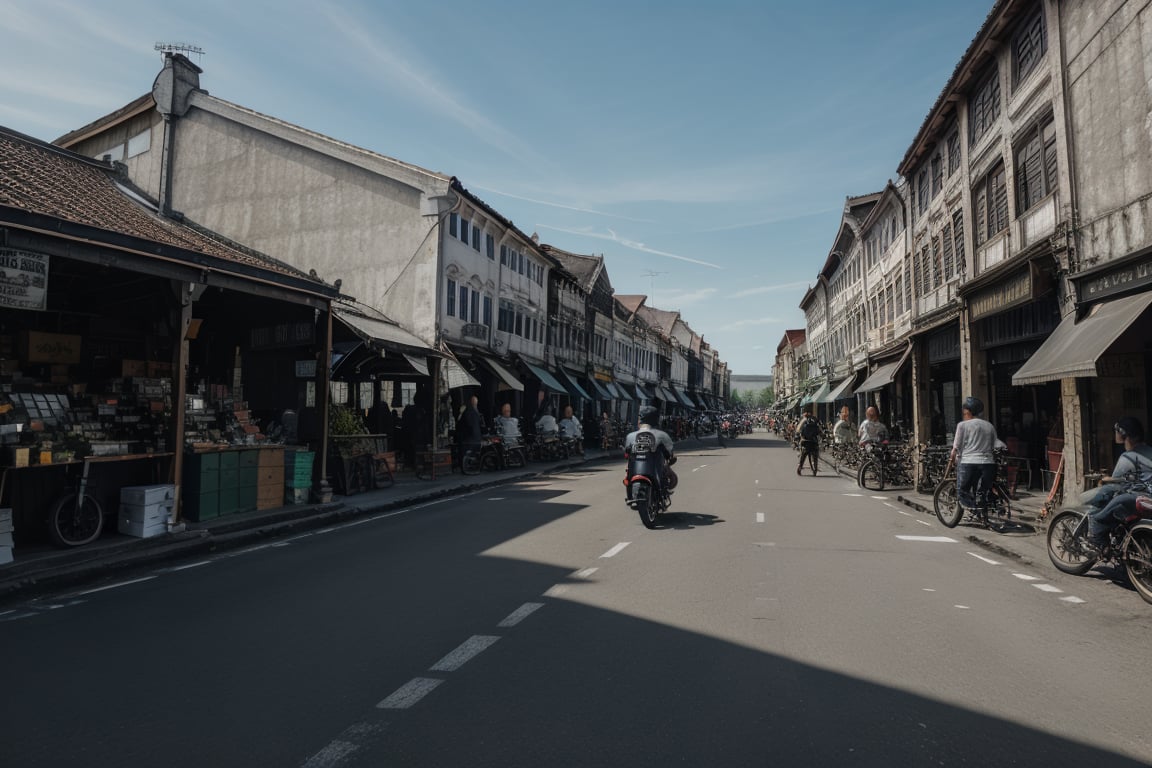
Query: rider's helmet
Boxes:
[
  {"xmin": 639, "ymin": 405, "xmax": 661, "ymax": 428},
  {"xmin": 962, "ymin": 396, "xmax": 984, "ymax": 416}
]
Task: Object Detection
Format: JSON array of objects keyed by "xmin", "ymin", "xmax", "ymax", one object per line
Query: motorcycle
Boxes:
[
  {"xmin": 623, "ymin": 431, "xmax": 677, "ymax": 529},
  {"xmin": 1047, "ymin": 479, "xmax": 1152, "ymax": 605}
]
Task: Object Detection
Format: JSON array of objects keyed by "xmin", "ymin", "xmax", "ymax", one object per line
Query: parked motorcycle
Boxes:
[
  {"xmin": 1047, "ymin": 480, "xmax": 1152, "ymax": 605},
  {"xmin": 623, "ymin": 431, "xmax": 676, "ymax": 529}
]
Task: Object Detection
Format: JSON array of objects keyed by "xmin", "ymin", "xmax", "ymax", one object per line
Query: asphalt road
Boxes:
[{"xmin": 2, "ymin": 432, "xmax": 1151, "ymax": 767}]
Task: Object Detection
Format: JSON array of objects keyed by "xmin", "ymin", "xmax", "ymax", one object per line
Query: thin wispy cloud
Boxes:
[
  {"xmin": 466, "ymin": 183, "xmax": 652, "ymax": 223},
  {"xmin": 648, "ymin": 287, "xmax": 718, "ymax": 308},
  {"xmin": 693, "ymin": 206, "xmax": 844, "ymax": 234},
  {"xmin": 320, "ymin": 7, "xmax": 544, "ymax": 167},
  {"xmin": 729, "ymin": 281, "xmax": 811, "ymax": 299},
  {"xmin": 537, "ymin": 224, "xmax": 723, "ymax": 270},
  {"xmin": 719, "ymin": 317, "xmax": 780, "ymax": 331}
]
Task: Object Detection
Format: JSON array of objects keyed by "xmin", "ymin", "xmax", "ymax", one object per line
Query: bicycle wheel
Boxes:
[
  {"xmin": 809, "ymin": 450, "xmax": 818, "ymax": 476},
  {"xmin": 49, "ymin": 492, "xmax": 104, "ymax": 547},
  {"xmin": 933, "ymin": 479, "xmax": 962, "ymax": 528},
  {"xmin": 857, "ymin": 460, "xmax": 884, "ymax": 491},
  {"xmin": 461, "ymin": 449, "xmax": 481, "ymax": 475}
]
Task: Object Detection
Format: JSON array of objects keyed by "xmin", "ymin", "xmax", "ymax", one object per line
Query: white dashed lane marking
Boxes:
[
  {"xmin": 429, "ymin": 635, "xmax": 501, "ymax": 672},
  {"xmin": 600, "ymin": 542, "xmax": 630, "ymax": 558},
  {"xmin": 377, "ymin": 678, "xmax": 444, "ymax": 710}
]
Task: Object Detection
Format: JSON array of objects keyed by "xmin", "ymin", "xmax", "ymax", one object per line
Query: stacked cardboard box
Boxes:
[
  {"xmin": 118, "ymin": 485, "xmax": 174, "ymax": 538},
  {"xmin": 257, "ymin": 447, "xmax": 285, "ymax": 509},
  {"xmin": 0, "ymin": 507, "xmax": 13, "ymax": 564}
]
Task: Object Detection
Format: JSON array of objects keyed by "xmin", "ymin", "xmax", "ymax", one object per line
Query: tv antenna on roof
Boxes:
[
  {"xmin": 641, "ymin": 270, "xmax": 668, "ymax": 293},
  {"xmin": 154, "ymin": 42, "xmax": 204, "ymax": 62}
]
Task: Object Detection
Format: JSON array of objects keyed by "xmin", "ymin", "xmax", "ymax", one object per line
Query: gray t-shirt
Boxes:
[
  {"xmin": 1111, "ymin": 445, "xmax": 1152, "ymax": 485},
  {"xmin": 952, "ymin": 417, "xmax": 1001, "ymax": 464},
  {"xmin": 625, "ymin": 427, "xmax": 674, "ymax": 456}
]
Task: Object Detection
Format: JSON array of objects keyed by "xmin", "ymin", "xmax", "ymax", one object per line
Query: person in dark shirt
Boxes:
[{"xmin": 456, "ymin": 394, "xmax": 484, "ymax": 450}]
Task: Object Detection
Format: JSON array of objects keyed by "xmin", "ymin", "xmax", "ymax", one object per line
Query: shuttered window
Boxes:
[
  {"xmin": 969, "ymin": 66, "xmax": 1001, "ymax": 146},
  {"xmin": 974, "ymin": 162, "xmax": 1008, "ymax": 245},
  {"xmin": 1015, "ymin": 114, "xmax": 1057, "ymax": 213},
  {"xmin": 1012, "ymin": 5, "xmax": 1047, "ymax": 87},
  {"xmin": 947, "ymin": 131, "xmax": 961, "ymax": 176},
  {"xmin": 952, "ymin": 211, "xmax": 966, "ymax": 277},
  {"xmin": 941, "ymin": 222, "xmax": 955, "ymax": 279}
]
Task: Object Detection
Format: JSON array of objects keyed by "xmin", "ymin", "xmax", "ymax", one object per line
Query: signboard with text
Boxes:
[{"xmin": 0, "ymin": 248, "xmax": 50, "ymax": 311}]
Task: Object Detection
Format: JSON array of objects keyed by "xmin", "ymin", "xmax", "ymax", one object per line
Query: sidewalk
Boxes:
[{"xmin": 0, "ymin": 442, "xmax": 670, "ymax": 604}]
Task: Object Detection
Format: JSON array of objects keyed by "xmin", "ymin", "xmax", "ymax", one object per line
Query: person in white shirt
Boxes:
[
  {"xmin": 858, "ymin": 406, "xmax": 889, "ymax": 445},
  {"xmin": 949, "ymin": 396, "xmax": 1004, "ymax": 511},
  {"xmin": 559, "ymin": 404, "xmax": 583, "ymax": 440},
  {"xmin": 493, "ymin": 402, "xmax": 522, "ymax": 444},
  {"xmin": 834, "ymin": 406, "xmax": 855, "ymax": 444}
]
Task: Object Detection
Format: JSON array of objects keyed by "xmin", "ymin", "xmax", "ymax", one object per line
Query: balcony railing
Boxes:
[{"xmin": 917, "ymin": 280, "xmax": 960, "ymax": 317}]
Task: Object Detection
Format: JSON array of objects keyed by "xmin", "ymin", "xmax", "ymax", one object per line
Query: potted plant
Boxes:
[{"xmin": 328, "ymin": 405, "xmax": 373, "ymax": 494}]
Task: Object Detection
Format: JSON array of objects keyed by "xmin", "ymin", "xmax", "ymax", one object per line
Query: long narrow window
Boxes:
[
  {"xmin": 1013, "ymin": 5, "xmax": 1047, "ymax": 87},
  {"xmin": 975, "ymin": 162, "xmax": 1009, "ymax": 245},
  {"xmin": 446, "ymin": 279, "xmax": 457, "ymax": 317},
  {"xmin": 1015, "ymin": 114, "xmax": 1057, "ymax": 213},
  {"xmin": 969, "ymin": 66, "xmax": 1001, "ymax": 146},
  {"xmin": 483, "ymin": 296, "xmax": 492, "ymax": 327},
  {"xmin": 470, "ymin": 289, "xmax": 480, "ymax": 323},
  {"xmin": 458, "ymin": 285, "xmax": 469, "ymax": 321}
]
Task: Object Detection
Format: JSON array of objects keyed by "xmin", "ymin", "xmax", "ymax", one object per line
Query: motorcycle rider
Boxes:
[
  {"xmin": 949, "ymin": 396, "xmax": 1004, "ymax": 513},
  {"xmin": 624, "ymin": 406, "xmax": 677, "ymax": 498},
  {"xmin": 1088, "ymin": 416, "xmax": 1152, "ymax": 552}
]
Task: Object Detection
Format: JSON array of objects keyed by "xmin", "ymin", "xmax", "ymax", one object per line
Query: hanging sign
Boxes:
[{"xmin": 0, "ymin": 248, "xmax": 50, "ymax": 311}]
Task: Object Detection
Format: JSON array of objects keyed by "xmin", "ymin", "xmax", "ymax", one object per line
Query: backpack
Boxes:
[{"xmin": 800, "ymin": 418, "xmax": 819, "ymax": 441}]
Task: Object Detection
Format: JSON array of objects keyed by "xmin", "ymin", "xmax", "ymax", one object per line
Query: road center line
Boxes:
[
  {"xmin": 168, "ymin": 561, "xmax": 211, "ymax": 571},
  {"xmin": 895, "ymin": 535, "xmax": 957, "ymax": 542},
  {"xmin": 72, "ymin": 576, "xmax": 156, "ymax": 596},
  {"xmin": 968, "ymin": 552, "xmax": 1000, "ymax": 565},
  {"xmin": 1032, "ymin": 583, "xmax": 1064, "ymax": 593},
  {"xmin": 301, "ymin": 739, "xmax": 359, "ymax": 767},
  {"xmin": 498, "ymin": 602, "xmax": 544, "ymax": 627},
  {"xmin": 574, "ymin": 567, "xmax": 598, "ymax": 579},
  {"xmin": 377, "ymin": 677, "xmax": 444, "ymax": 709},
  {"xmin": 756, "ymin": 512, "xmax": 765, "ymax": 523},
  {"xmin": 1012, "ymin": 573, "xmax": 1041, "ymax": 581},
  {"xmin": 916, "ymin": 519, "xmax": 933, "ymax": 526},
  {"xmin": 600, "ymin": 542, "xmax": 631, "ymax": 558},
  {"xmin": 429, "ymin": 635, "xmax": 501, "ymax": 672}
]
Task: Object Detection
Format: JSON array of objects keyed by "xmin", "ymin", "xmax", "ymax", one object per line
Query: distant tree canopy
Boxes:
[{"xmin": 731, "ymin": 387, "xmax": 774, "ymax": 409}]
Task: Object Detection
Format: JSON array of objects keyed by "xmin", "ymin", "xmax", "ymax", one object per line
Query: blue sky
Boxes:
[{"xmin": 0, "ymin": 0, "xmax": 993, "ymax": 375}]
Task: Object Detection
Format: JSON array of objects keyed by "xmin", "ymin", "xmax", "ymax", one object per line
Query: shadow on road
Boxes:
[{"xmin": 654, "ymin": 512, "xmax": 724, "ymax": 529}]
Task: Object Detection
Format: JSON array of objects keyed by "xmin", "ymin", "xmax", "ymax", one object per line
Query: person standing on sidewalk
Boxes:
[
  {"xmin": 834, "ymin": 406, "xmax": 854, "ymax": 444},
  {"xmin": 949, "ymin": 397, "xmax": 1004, "ymax": 512},
  {"xmin": 796, "ymin": 409, "xmax": 820, "ymax": 476}
]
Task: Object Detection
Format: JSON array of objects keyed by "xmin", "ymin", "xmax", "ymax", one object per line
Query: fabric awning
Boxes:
[
  {"xmin": 653, "ymin": 386, "xmax": 673, "ymax": 402},
  {"xmin": 615, "ymin": 382, "xmax": 639, "ymax": 401},
  {"xmin": 334, "ymin": 307, "xmax": 435, "ymax": 354},
  {"xmin": 587, "ymin": 377, "xmax": 614, "ymax": 400},
  {"xmin": 1012, "ymin": 293, "xmax": 1152, "ymax": 385},
  {"xmin": 558, "ymin": 368, "xmax": 593, "ymax": 400},
  {"xmin": 855, "ymin": 346, "xmax": 913, "ymax": 393},
  {"xmin": 634, "ymin": 383, "xmax": 655, "ymax": 401},
  {"xmin": 476, "ymin": 355, "xmax": 524, "ymax": 391},
  {"xmin": 673, "ymin": 387, "xmax": 696, "ymax": 408},
  {"xmin": 443, "ymin": 357, "xmax": 480, "ymax": 389},
  {"xmin": 822, "ymin": 376, "xmax": 855, "ymax": 403},
  {"xmin": 524, "ymin": 361, "xmax": 568, "ymax": 394},
  {"xmin": 805, "ymin": 382, "xmax": 831, "ymax": 405},
  {"xmin": 403, "ymin": 354, "xmax": 430, "ymax": 377}
]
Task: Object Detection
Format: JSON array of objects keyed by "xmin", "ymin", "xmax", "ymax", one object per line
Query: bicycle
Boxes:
[{"xmin": 933, "ymin": 453, "xmax": 1015, "ymax": 531}]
